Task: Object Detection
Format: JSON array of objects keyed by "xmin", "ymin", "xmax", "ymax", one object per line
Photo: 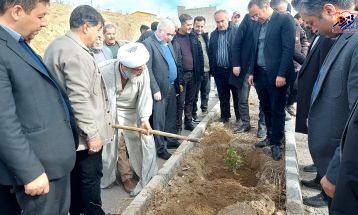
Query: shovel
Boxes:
[{"xmin": 112, "ymin": 124, "xmax": 200, "ymax": 143}]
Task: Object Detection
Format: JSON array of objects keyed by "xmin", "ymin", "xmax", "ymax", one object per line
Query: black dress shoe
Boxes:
[
  {"xmin": 184, "ymin": 123, "xmax": 195, "ymax": 131},
  {"xmin": 303, "ymin": 164, "xmax": 317, "ymax": 173},
  {"xmin": 255, "ymin": 138, "xmax": 271, "ymax": 148},
  {"xmin": 167, "ymin": 140, "xmax": 181, "ymax": 149},
  {"xmin": 192, "ymin": 116, "xmax": 201, "ymax": 123},
  {"xmin": 301, "ymin": 178, "xmax": 321, "ymax": 190},
  {"xmin": 256, "ymin": 126, "xmax": 267, "ymax": 138},
  {"xmin": 158, "ymin": 151, "xmax": 172, "ymax": 160},
  {"xmin": 271, "ymin": 145, "xmax": 281, "ymax": 161},
  {"xmin": 303, "ymin": 193, "xmax": 328, "ymax": 208},
  {"xmin": 234, "ymin": 124, "xmax": 251, "ymax": 133}
]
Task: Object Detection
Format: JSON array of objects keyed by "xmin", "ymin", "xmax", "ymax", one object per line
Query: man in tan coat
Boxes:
[{"xmin": 44, "ymin": 5, "xmax": 113, "ymax": 215}]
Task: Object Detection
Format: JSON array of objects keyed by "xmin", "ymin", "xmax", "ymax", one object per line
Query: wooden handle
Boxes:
[{"xmin": 112, "ymin": 124, "xmax": 200, "ymax": 143}]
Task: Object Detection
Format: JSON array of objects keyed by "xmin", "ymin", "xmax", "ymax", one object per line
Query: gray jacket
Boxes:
[
  {"xmin": 0, "ymin": 26, "xmax": 76, "ymax": 185},
  {"xmin": 308, "ymin": 33, "xmax": 358, "ymax": 184},
  {"xmin": 44, "ymin": 31, "xmax": 114, "ymax": 150}
]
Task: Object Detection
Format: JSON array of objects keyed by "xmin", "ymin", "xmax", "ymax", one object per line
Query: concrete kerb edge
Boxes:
[
  {"xmin": 121, "ymin": 103, "xmax": 221, "ymax": 215},
  {"xmin": 285, "ymin": 119, "xmax": 304, "ymax": 215}
]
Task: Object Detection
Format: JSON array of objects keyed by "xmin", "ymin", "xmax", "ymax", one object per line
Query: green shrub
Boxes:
[{"xmin": 224, "ymin": 147, "xmax": 242, "ymax": 173}]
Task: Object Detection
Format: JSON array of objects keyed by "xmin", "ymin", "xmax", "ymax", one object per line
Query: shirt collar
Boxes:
[
  {"xmin": 154, "ymin": 32, "xmax": 167, "ymax": 46},
  {"xmin": 0, "ymin": 24, "xmax": 21, "ymax": 42}
]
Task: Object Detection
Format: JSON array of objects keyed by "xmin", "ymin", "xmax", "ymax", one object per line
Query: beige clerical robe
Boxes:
[{"xmin": 99, "ymin": 59, "xmax": 157, "ymax": 195}]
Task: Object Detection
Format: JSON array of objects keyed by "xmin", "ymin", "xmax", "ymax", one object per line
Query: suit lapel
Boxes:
[
  {"xmin": 311, "ymin": 33, "xmax": 351, "ymax": 105},
  {"xmin": 298, "ymin": 36, "xmax": 322, "ymax": 78},
  {"xmin": 168, "ymin": 43, "xmax": 178, "ymax": 64},
  {"xmin": 264, "ymin": 12, "xmax": 276, "ymax": 46},
  {"xmin": 152, "ymin": 37, "xmax": 166, "ymax": 60}
]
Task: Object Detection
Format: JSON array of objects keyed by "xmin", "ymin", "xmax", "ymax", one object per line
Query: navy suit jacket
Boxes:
[
  {"xmin": 249, "ymin": 11, "xmax": 296, "ymax": 84},
  {"xmin": 0, "ymin": 26, "xmax": 77, "ymax": 185}
]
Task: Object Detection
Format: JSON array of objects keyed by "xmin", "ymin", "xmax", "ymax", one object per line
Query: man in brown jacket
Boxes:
[{"xmin": 44, "ymin": 5, "xmax": 113, "ymax": 215}]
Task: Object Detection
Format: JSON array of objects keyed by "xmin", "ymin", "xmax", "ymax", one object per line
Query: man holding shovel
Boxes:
[{"xmin": 100, "ymin": 42, "xmax": 158, "ymax": 196}]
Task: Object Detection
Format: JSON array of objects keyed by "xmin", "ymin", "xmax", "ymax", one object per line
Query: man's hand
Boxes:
[
  {"xmin": 321, "ymin": 176, "xmax": 336, "ymax": 198},
  {"xmin": 248, "ymin": 75, "xmax": 254, "ymax": 86},
  {"xmin": 233, "ymin": 67, "xmax": 241, "ymax": 77},
  {"xmin": 140, "ymin": 120, "xmax": 152, "ymax": 136},
  {"xmin": 153, "ymin": 91, "xmax": 162, "ymax": 101},
  {"xmin": 179, "ymin": 85, "xmax": 184, "ymax": 93},
  {"xmin": 24, "ymin": 173, "xmax": 49, "ymax": 196},
  {"xmin": 275, "ymin": 76, "xmax": 286, "ymax": 88},
  {"xmin": 87, "ymin": 136, "xmax": 103, "ymax": 154}
]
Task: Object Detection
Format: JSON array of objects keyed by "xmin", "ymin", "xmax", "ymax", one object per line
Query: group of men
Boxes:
[{"xmin": 2, "ymin": 0, "xmax": 358, "ymax": 214}]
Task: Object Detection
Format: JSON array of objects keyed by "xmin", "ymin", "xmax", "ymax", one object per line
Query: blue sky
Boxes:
[{"xmin": 65, "ymin": 0, "xmax": 251, "ymax": 18}]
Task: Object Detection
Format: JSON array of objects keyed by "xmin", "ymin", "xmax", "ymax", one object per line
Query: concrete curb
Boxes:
[
  {"xmin": 285, "ymin": 119, "xmax": 304, "ymax": 214},
  {"xmin": 121, "ymin": 103, "xmax": 221, "ymax": 215}
]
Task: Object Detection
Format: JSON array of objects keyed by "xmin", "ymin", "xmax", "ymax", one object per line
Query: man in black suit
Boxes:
[
  {"xmin": 331, "ymin": 99, "xmax": 358, "ymax": 214},
  {"xmin": 231, "ymin": 13, "xmax": 267, "ymax": 137},
  {"xmin": 0, "ymin": 0, "xmax": 77, "ymax": 214},
  {"xmin": 247, "ymin": 0, "xmax": 295, "ymax": 160},
  {"xmin": 143, "ymin": 19, "xmax": 182, "ymax": 160},
  {"xmin": 299, "ymin": 0, "xmax": 358, "ymax": 210},
  {"xmin": 209, "ymin": 9, "xmax": 239, "ymax": 123}
]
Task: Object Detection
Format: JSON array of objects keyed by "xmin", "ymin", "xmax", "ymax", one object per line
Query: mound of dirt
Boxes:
[{"xmin": 145, "ymin": 123, "xmax": 286, "ymax": 215}]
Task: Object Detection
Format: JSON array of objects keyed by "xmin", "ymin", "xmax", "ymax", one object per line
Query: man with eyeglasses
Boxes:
[
  {"xmin": 247, "ymin": 0, "xmax": 295, "ymax": 161},
  {"xmin": 143, "ymin": 19, "xmax": 183, "ymax": 160}
]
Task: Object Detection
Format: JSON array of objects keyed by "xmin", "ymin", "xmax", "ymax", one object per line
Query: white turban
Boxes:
[{"xmin": 117, "ymin": 42, "xmax": 149, "ymax": 68}]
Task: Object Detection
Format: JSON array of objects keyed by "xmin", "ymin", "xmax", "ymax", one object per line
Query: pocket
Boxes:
[{"xmin": 92, "ymin": 71, "xmax": 103, "ymax": 95}]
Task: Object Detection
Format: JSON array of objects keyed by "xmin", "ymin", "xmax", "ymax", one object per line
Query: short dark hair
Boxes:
[
  {"xmin": 194, "ymin": 16, "xmax": 206, "ymax": 23},
  {"xmin": 301, "ymin": 0, "xmax": 355, "ymax": 16},
  {"xmin": 140, "ymin": 24, "xmax": 149, "ymax": 32},
  {"xmin": 294, "ymin": 13, "xmax": 302, "ymax": 19},
  {"xmin": 150, "ymin": 21, "xmax": 159, "ymax": 31},
  {"xmin": 248, "ymin": 0, "xmax": 270, "ymax": 9},
  {"xmin": 0, "ymin": 0, "xmax": 49, "ymax": 15},
  {"xmin": 179, "ymin": 14, "xmax": 193, "ymax": 24},
  {"xmin": 103, "ymin": 23, "xmax": 115, "ymax": 34},
  {"xmin": 69, "ymin": 5, "xmax": 104, "ymax": 30}
]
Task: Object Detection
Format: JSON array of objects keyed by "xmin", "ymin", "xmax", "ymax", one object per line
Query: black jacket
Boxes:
[
  {"xmin": 209, "ymin": 22, "xmax": 240, "ymax": 86},
  {"xmin": 231, "ymin": 14, "xmax": 255, "ymax": 87},
  {"xmin": 295, "ymin": 35, "xmax": 334, "ymax": 134},
  {"xmin": 173, "ymin": 31, "xmax": 204, "ymax": 84},
  {"xmin": 331, "ymin": 99, "xmax": 358, "ymax": 215},
  {"xmin": 249, "ymin": 11, "xmax": 296, "ymax": 84}
]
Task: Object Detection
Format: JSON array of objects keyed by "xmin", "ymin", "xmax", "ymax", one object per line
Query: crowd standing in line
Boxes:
[{"xmin": 1, "ymin": 0, "xmax": 358, "ymax": 214}]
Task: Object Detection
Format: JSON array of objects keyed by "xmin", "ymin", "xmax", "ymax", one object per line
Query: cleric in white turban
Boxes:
[{"xmin": 99, "ymin": 42, "xmax": 158, "ymax": 196}]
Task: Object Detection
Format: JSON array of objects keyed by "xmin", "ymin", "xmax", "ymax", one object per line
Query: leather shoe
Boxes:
[
  {"xmin": 192, "ymin": 116, "xmax": 201, "ymax": 123},
  {"xmin": 255, "ymin": 138, "xmax": 271, "ymax": 148},
  {"xmin": 303, "ymin": 193, "xmax": 328, "ymax": 208},
  {"xmin": 271, "ymin": 145, "xmax": 281, "ymax": 161},
  {"xmin": 184, "ymin": 123, "xmax": 195, "ymax": 131},
  {"xmin": 122, "ymin": 178, "xmax": 137, "ymax": 193},
  {"xmin": 257, "ymin": 125, "xmax": 267, "ymax": 138},
  {"xmin": 158, "ymin": 151, "xmax": 172, "ymax": 160},
  {"xmin": 167, "ymin": 140, "xmax": 181, "ymax": 149},
  {"xmin": 303, "ymin": 164, "xmax": 317, "ymax": 173},
  {"xmin": 301, "ymin": 178, "xmax": 321, "ymax": 190},
  {"xmin": 234, "ymin": 124, "xmax": 251, "ymax": 133}
]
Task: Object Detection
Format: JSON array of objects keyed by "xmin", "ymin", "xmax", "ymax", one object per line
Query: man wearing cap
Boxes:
[
  {"xmin": 100, "ymin": 42, "xmax": 158, "ymax": 196},
  {"xmin": 231, "ymin": 11, "xmax": 242, "ymax": 26}
]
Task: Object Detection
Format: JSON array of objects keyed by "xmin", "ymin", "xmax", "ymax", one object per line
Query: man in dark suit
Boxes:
[
  {"xmin": 299, "ymin": 0, "xmax": 358, "ymax": 209},
  {"xmin": 143, "ymin": 19, "xmax": 182, "ymax": 160},
  {"xmin": 209, "ymin": 9, "xmax": 239, "ymax": 123},
  {"xmin": 296, "ymin": 33, "xmax": 335, "ymax": 208},
  {"xmin": 331, "ymin": 99, "xmax": 358, "ymax": 214},
  {"xmin": 247, "ymin": 0, "xmax": 295, "ymax": 160},
  {"xmin": 231, "ymin": 13, "xmax": 267, "ymax": 137},
  {"xmin": 0, "ymin": 0, "xmax": 77, "ymax": 214},
  {"xmin": 174, "ymin": 14, "xmax": 203, "ymax": 132}
]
